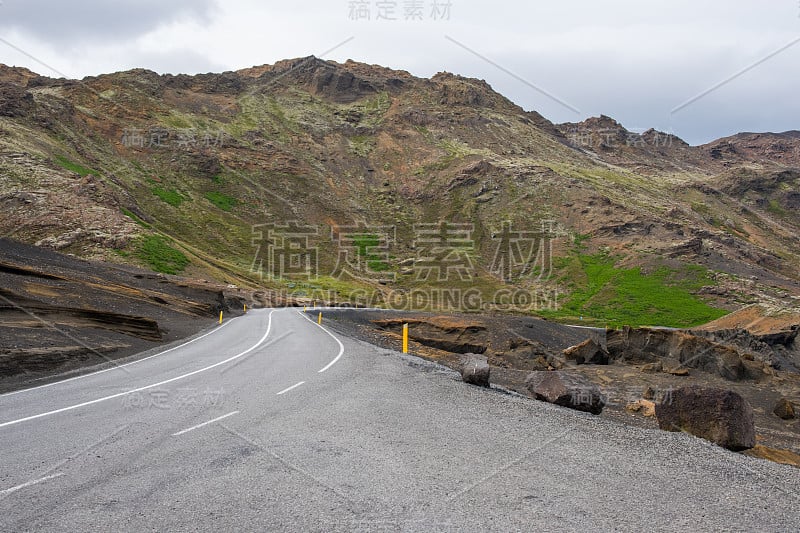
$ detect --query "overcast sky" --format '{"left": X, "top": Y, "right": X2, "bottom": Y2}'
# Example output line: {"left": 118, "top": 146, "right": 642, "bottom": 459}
{"left": 0, "top": 0, "right": 797, "bottom": 144}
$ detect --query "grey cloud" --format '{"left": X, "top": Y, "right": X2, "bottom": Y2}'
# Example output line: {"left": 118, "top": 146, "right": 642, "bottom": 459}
{"left": 435, "top": 36, "right": 799, "bottom": 145}
{"left": 0, "top": 0, "right": 217, "bottom": 45}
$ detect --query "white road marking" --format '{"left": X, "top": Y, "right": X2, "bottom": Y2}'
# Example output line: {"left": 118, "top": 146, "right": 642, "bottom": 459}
{"left": 297, "top": 310, "right": 344, "bottom": 372}
{"left": 0, "top": 310, "right": 275, "bottom": 430}
{"left": 172, "top": 411, "right": 240, "bottom": 436}
{"left": 276, "top": 381, "right": 305, "bottom": 395}
{"left": 0, "top": 320, "right": 235, "bottom": 398}
{"left": 0, "top": 473, "right": 65, "bottom": 497}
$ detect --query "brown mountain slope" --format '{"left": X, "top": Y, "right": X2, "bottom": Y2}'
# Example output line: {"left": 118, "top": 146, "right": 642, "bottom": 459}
{"left": 0, "top": 57, "right": 798, "bottom": 326}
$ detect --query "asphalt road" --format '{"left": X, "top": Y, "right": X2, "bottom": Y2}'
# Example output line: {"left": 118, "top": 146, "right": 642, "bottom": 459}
{"left": 1, "top": 308, "right": 798, "bottom": 532}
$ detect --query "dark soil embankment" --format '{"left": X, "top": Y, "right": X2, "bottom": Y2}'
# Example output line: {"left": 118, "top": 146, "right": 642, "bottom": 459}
{"left": 321, "top": 308, "right": 596, "bottom": 370}
{"left": 0, "top": 238, "right": 252, "bottom": 392}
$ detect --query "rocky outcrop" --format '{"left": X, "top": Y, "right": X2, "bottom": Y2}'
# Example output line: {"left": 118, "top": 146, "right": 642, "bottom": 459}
{"left": 563, "top": 338, "right": 609, "bottom": 365}
{"left": 0, "top": 83, "right": 34, "bottom": 117}
{"left": 606, "top": 327, "right": 752, "bottom": 381}
{"left": 525, "top": 371, "right": 605, "bottom": 415}
{"left": 695, "top": 326, "right": 799, "bottom": 372}
{"left": 655, "top": 386, "right": 755, "bottom": 451}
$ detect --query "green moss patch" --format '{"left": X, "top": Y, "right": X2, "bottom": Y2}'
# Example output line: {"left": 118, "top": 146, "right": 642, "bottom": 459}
{"left": 55, "top": 155, "right": 100, "bottom": 176}
{"left": 152, "top": 187, "right": 185, "bottom": 207}
{"left": 204, "top": 191, "right": 237, "bottom": 211}
{"left": 135, "top": 235, "right": 189, "bottom": 274}
{"left": 545, "top": 252, "right": 727, "bottom": 328}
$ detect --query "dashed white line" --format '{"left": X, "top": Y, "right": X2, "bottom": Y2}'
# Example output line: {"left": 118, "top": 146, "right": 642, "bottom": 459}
{"left": 172, "top": 411, "right": 240, "bottom": 436}
{"left": 0, "top": 473, "right": 65, "bottom": 497}
{"left": 276, "top": 381, "right": 305, "bottom": 395}
{"left": 0, "top": 320, "right": 235, "bottom": 398}
{"left": 297, "top": 310, "right": 345, "bottom": 372}
{"left": 0, "top": 310, "right": 275, "bottom": 430}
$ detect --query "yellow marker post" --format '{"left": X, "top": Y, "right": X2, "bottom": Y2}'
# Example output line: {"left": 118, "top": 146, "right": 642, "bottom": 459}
{"left": 304, "top": 305, "right": 307, "bottom": 312}
{"left": 244, "top": 304, "right": 247, "bottom": 313}
{"left": 402, "top": 323, "right": 409, "bottom": 354}
{"left": 219, "top": 311, "right": 223, "bottom": 324}
{"left": 317, "top": 312, "right": 322, "bottom": 325}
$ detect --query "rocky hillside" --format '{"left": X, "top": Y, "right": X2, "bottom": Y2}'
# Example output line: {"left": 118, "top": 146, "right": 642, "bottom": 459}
{"left": 1, "top": 57, "right": 798, "bottom": 327}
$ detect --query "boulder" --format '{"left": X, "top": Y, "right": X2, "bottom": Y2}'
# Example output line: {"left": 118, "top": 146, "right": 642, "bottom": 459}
{"left": 655, "top": 386, "right": 755, "bottom": 451}
{"left": 563, "top": 338, "right": 610, "bottom": 365}
{"left": 773, "top": 398, "right": 796, "bottom": 420}
{"left": 525, "top": 371, "right": 605, "bottom": 415}
{"left": 460, "top": 353, "right": 490, "bottom": 387}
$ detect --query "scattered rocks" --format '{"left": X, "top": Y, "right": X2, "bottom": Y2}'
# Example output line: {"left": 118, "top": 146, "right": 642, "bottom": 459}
{"left": 667, "top": 367, "right": 690, "bottom": 376}
{"left": 525, "top": 371, "right": 605, "bottom": 415}
{"left": 640, "top": 361, "right": 663, "bottom": 373}
{"left": 606, "top": 326, "right": 750, "bottom": 381}
{"left": 527, "top": 356, "right": 549, "bottom": 371}
{"left": 626, "top": 399, "right": 656, "bottom": 417}
{"left": 773, "top": 398, "right": 796, "bottom": 420}
{"left": 563, "top": 338, "right": 610, "bottom": 365}
{"left": 655, "top": 386, "right": 755, "bottom": 451}
{"left": 460, "top": 353, "right": 490, "bottom": 387}
{"left": 546, "top": 354, "right": 565, "bottom": 370}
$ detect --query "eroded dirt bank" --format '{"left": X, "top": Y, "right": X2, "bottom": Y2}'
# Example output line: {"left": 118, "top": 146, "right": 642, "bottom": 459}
{"left": 0, "top": 238, "right": 259, "bottom": 392}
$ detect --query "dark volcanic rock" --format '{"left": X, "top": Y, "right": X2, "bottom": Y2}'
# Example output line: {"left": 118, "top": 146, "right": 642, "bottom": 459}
{"left": 563, "top": 338, "right": 609, "bottom": 365}
{"left": 525, "top": 371, "right": 605, "bottom": 415}
{"left": 696, "top": 326, "right": 800, "bottom": 372}
{"left": 773, "top": 398, "right": 796, "bottom": 420}
{"left": 655, "top": 386, "right": 755, "bottom": 451}
{"left": 606, "top": 327, "right": 749, "bottom": 380}
{"left": 0, "top": 83, "right": 34, "bottom": 117}
{"left": 460, "top": 353, "right": 490, "bottom": 387}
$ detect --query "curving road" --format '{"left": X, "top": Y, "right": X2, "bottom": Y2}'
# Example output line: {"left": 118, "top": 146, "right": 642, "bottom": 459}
{"left": 1, "top": 308, "right": 798, "bottom": 531}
